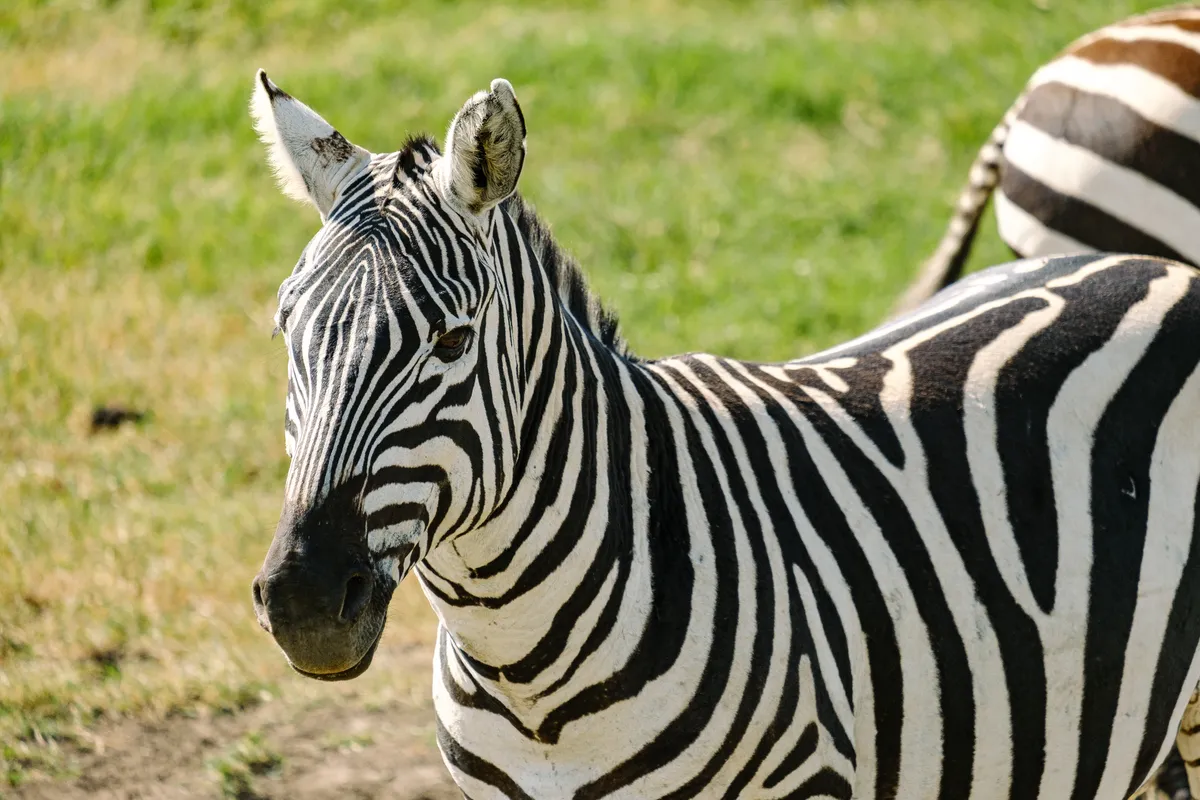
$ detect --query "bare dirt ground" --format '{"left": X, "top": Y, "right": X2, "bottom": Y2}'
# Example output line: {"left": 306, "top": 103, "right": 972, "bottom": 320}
{"left": 9, "top": 645, "right": 460, "bottom": 800}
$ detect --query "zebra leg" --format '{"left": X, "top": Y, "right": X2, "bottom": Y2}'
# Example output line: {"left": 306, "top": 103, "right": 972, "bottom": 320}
{"left": 1132, "top": 753, "right": 1185, "bottom": 800}
{"left": 1176, "top": 686, "right": 1200, "bottom": 799}
{"left": 1135, "top": 687, "right": 1200, "bottom": 800}
{"left": 1151, "top": 746, "right": 1192, "bottom": 800}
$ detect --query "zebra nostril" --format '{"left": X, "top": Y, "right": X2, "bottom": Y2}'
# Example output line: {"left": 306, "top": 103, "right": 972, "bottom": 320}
{"left": 339, "top": 572, "right": 373, "bottom": 624}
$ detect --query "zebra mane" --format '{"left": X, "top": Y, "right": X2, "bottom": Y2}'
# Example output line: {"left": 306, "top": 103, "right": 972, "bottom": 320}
{"left": 392, "top": 135, "right": 629, "bottom": 358}
{"left": 500, "top": 194, "right": 629, "bottom": 357}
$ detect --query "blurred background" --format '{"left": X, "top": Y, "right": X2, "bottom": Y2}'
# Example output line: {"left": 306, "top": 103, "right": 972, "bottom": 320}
{"left": 0, "top": 0, "right": 1172, "bottom": 796}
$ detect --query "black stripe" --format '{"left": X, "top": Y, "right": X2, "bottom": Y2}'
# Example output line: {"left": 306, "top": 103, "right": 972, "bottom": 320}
{"left": 995, "top": 280, "right": 1147, "bottom": 614}
{"left": 574, "top": 368, "right": 742, "bottom": 797}
{"left": 750, "top": 368, "right": 904, "bottom": 800}
{"left": 716, "top": 360, "right": 858, "bottom": 770}
{"left": 533, "top": 365, "right": 695, "bottom": 745}
{"left": 743, "top": 364, "right": 856, "bottom": 759}
{"left": 798, "top": 376, "right": 975, "bottom": 800}
{"left": 1020, "top": 80, "right": 1200, "bottom": 212}
{"left": 533, "top": 345, "right": 636, "bottom": 700}
{"left": 783, "top": 767, "right": 854, "bottom": 800}
{"left": 786, "top": 353, "right": 905, "bottom": 469}
{"left": 480, "top": 345, "right": 610, "bottom": 693}
{"left": 999, "top": 163, "right": 1188, "bottom": 264}
{"left": 498, "top": 214, "right": 531, "bottom": 387}
{"left": 435, "top": 679, "right": 535, "bottom": 799}
{"left": 762, "top": 724, "right": 819, "bottom": 789}
{"left": 470, "top": 296, "right": 514, "bottom": 529}
{"left": 908, "top": 296, "right": 1050, "bottom": 797}
{"left": 655, "top": 359, "right": 780, "bottom": 799}
{"left": 467, "top": 339, "right": 580, "bottom": 585}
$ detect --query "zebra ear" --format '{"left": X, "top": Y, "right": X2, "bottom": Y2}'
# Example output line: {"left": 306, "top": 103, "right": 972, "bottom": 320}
{"left": 437, "top": 78, "right": 526, "bottom": 217}
{"left": 250, "top": 69, "right": 371, "bottom": 219}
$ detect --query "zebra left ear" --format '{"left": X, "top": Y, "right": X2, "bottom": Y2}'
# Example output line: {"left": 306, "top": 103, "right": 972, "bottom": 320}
{"left": 437, "top": 79, "right": 526, "bottom": 217}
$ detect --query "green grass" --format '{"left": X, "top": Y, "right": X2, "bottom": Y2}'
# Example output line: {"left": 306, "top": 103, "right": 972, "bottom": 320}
{"left": 207, "top": 731, "right": 282, "bottom": 799}
{"left": 0, "top": 0, "right": 1171, "bottom": 786}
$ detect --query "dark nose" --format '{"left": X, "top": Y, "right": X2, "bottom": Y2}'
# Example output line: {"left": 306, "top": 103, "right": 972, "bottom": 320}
{"left": 253, "top": 488, "right": 382, "bottom": 674}
{"left": 252, "top": 560, "right": 375, "bottom": 633}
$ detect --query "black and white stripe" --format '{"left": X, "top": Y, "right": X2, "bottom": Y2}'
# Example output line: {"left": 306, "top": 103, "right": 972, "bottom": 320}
{"left": 898, "top": 6, "right": 1200, "bottom": 315}
{"left": 253, "top": 75, "right": 1200, "bottom": 799}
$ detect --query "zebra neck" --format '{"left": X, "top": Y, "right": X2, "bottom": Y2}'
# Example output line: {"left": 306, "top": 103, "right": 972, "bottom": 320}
{"left": 416, "top": 315, "right": 655, "bottom": 718}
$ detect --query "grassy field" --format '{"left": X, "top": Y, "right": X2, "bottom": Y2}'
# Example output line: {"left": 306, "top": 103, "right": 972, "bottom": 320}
{"left": 0, "top": 0, "right": 1172, "bottom": 791}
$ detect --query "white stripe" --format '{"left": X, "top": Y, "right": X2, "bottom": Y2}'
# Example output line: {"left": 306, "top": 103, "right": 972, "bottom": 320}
{"left": 874, "top": 318, "right": 1015, "bottom": 796}
{"left": 429, "top": 370, "right": 722, "bottom": 794}
{"left": 791, "top": 563, "right": 855, "bottom": 742}
{"left": 1003, "top": 120, "right": 1200, "bottom": 260}
{"left": 688, "top": 357, "right": 845, "bottom": 794}
{"left": 1029, "top": 56, "right": 1200, "bottom": 145}
{"left": 530, "top": 360, "right": 654, "bottom": 708}
{"left": 962, "top": 288, "right": 1065, "bottom": 621}
{"left": 1093, "top": 22, "right": 1200, "bottom": 54}
{"left": 794, "top": 382, "right": 943, "bottom": 799}
{"left": 719, "top": 358, "right": 869, "bottom": 795}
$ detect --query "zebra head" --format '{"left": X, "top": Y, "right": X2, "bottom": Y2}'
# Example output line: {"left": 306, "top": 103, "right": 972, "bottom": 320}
{"left": 249, "top": 71, "right": 527, "bottom": 680}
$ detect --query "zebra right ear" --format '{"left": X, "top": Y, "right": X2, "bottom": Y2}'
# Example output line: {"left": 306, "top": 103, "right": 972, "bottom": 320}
{"left": 250, "top": 69, "right": 371, "bottom": 220}
{"left": 436, "top": 79, "right": 527, "bottom": 217}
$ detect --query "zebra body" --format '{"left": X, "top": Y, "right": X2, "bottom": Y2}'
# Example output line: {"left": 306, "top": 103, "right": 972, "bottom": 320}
{"left": 249, "top": 74, "right": 1200, "bottom": 798}
{"left": 897, "top": 5, "right": 1200, "bottom": 314}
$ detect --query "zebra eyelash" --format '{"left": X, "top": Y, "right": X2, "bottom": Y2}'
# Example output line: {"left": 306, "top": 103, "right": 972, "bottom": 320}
{"left": 272, "top": 325, "right": 283, "bottom": 340}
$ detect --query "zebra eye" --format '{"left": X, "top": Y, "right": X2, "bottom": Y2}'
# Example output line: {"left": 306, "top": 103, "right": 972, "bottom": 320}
{"left": 433, "top": 327, "right": 473, "bottom": 362}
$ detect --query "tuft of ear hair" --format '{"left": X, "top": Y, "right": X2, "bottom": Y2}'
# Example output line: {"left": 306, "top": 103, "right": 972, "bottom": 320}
{"left": 438, "top": 79, "right": 527, "bottom": 217}
{"left": 250, "top": 69, "right": 371, "bottom": 219}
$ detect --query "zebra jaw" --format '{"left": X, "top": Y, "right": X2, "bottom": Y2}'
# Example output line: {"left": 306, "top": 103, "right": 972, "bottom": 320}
{"left": 286, "top": 549, "right": 415, "bottom": 682}
{"left": 287, "top": 627, "right": 384, "bottom": 682}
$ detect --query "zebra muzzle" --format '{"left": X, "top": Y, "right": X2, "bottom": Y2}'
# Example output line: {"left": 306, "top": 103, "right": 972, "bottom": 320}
{"left": 252, "top": 491, "right": 390, "bottom": 679}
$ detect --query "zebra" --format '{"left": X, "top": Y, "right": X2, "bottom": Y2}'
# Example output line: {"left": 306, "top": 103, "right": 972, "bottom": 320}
{"left": 896, "top": 5, "right": 1200, "bottom": 316}
{"left": 247, "top": 70, "right": 1200, "bottom": 799}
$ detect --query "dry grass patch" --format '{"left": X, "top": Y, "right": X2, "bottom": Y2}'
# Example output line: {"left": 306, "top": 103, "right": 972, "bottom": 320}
{"left": 0, "top": 267, "right": 439, "bottom": 785}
